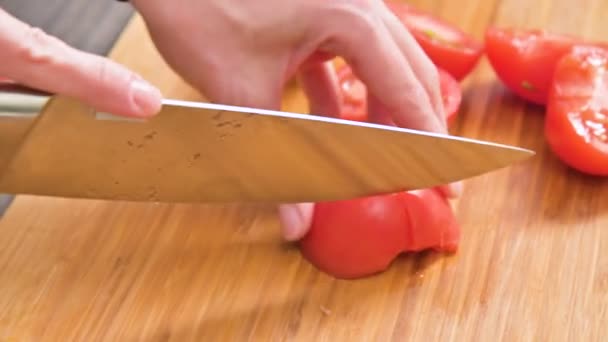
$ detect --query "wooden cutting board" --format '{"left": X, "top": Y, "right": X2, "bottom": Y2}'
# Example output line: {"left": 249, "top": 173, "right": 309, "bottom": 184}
{"left": 1, "top": 0, "right": 607, "bottom": 340}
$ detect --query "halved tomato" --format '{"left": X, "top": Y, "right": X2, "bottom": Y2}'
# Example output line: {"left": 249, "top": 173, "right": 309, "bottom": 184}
{"left": 335, "top": 64, "right": 462, "bottom": 125}
{"left": 545, "top": 46, "right": 608, "bottom": 176}
{"left": 485, "top": 27, "right": 581, "bottom": 105}
{"left": 387, "top": 2, "right": 484, "bottom": 81}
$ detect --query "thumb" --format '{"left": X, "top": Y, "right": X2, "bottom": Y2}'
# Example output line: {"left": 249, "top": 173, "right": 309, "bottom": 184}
{"left": 0, "top": 8, "right": 162, "bottom": 118}
{"left": 278, "top": 203, "right": 314, "bottom": 241}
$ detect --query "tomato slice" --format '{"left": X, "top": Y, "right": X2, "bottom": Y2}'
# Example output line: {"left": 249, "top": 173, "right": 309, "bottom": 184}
{"left": 299, "top": 188, "right": 459, "bottom": 279}
{"left": 545, "top": 46, "right": 608, "bottom": 176}
{"left": 387, "top": 2, "right": 484, "bottom": 81}
{"left": 336, "top": 64, "right": 462, "bottom": 125}
{"left": 484, "top": 27, "right": 585, "bottom": 105}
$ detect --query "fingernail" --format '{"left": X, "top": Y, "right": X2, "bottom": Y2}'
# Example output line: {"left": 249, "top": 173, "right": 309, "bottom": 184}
{"left": 447, "top": 181, "right": 463, "bottom": 198}
{"left": 278, "top": 205, "right": 306, "bottom": 241}
{"left": 131, "top": 79, "right": 162, "bottom": 116}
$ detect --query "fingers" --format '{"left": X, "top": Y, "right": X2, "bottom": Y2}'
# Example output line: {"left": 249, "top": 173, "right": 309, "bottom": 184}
{"left": 379, "top": 5, "right": 447, "bottom": 132}
{"left": 278, "top": 203, "right": 314, "bottom": 241}
{"left": 313, "top": 4, "right": 460, "bottom": 199}
{"left": 0, "top": 8, "right": 162, "bottom": 118}
{"left": 376, "top": 9, "right": 463, "bottom": 197}
{"left": 297, "top": 61, "right": 342, "bottom": 117}
{"left": 317, "top": 4, "right": 445, "bottom": 134}
{"left": 367, "top": 94, "right": 396, "bottom": 126}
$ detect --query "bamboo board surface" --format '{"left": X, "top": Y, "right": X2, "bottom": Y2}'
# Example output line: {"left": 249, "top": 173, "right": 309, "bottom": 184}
{"left": 1, "top": 0, "right": 607, "bottom": 340}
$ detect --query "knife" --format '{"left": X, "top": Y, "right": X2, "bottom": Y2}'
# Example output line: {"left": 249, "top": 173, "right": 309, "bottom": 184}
{"left": 0, "top": 84, "right": 534, "bottom": 204}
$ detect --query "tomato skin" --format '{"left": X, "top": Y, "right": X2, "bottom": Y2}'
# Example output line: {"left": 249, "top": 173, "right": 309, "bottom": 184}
{"left": 483, "top": 27, "right": 608, "bottom": 105}
{"left": 402, "top": 189, "right": 460, "bottom": 252}
{"left": 438, "top": 68, "right": 462, "bottom": 126}
{"left": 299, "top": 189, "right": 460, "bottom": 279}
{"left": 545, "top": 46, "right": 608, "bottom": 176}
{"left": 299, "top": 193, "right": 409, "bottom": 279}
{"left": 336, "top": 64, "right": 462, "bottom": 125}
{"left": 387, "top": 2, "right": 484, "bottom": 81}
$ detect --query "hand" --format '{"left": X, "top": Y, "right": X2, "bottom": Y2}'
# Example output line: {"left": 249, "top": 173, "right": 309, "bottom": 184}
{"left": 130, "top": 0, "right": 461, "bottom": 240}
{"left": 0, "top": 8, "right": 162, "bottom": 118}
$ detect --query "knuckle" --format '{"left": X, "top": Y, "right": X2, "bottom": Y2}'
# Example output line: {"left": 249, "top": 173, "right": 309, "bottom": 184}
{"left": 95, "top": 57, "right": 112, "bottom": 85}
{"left": 426, "top": 65, "right": 440, "bottom": 87}
{"left": 17, "top": 26, "right": 63, "bottom": 65}
{"left": 389, "top": 82, "right": 429, "bottom": 112}
{"left": 327, "top": 1, "right": 383, "bottom": 39}
{"left": 94, "top": 56, "right": 134, "bottom": 91}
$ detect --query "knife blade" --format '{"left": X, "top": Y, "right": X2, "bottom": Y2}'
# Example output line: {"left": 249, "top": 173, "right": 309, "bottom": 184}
{"left": 0, "top": 84, "right": 534, "bottom": 204}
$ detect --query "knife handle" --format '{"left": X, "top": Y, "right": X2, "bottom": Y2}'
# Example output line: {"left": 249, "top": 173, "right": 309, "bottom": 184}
{"left": 0, "top": 81, "right": 52, "bottom": 116}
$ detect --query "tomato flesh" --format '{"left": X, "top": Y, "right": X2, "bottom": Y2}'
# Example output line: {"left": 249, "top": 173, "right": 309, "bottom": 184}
{"left": 336, "top": 64, "right": 462, "bottom": 125}
{"left": 545, "top": 46, "right": 608, "bottom": 176}
{"left": 387, "top": 2, "right": 484, "bottom": 81}
{"left": 438, "top": 68, "right": 462, "bottom": 126}
{"left": 336, "top": 64, "right": 368, "bottom": 122}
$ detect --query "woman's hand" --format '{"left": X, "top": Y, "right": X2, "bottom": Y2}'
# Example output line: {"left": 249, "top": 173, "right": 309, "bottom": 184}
{"left": 133, "top": 0, "right": 459, "bottom": 241}
{"left": 0, "top": 1, "right": 459, "bottom": 242}
{"left": 0, "top": 8, "right": 162, "bottom": 118}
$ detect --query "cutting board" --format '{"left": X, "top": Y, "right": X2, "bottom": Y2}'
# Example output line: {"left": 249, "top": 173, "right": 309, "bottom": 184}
{"left": 1, "top": 0, "right": 607, "bottom": 340}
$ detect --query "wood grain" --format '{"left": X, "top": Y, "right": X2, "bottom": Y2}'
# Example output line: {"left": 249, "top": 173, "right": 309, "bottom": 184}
{"left": 1, "top": 0, "right": 607, "bottom": 340}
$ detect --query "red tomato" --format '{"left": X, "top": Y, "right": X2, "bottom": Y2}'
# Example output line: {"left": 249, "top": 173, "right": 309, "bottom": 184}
{"left": 484, "top": 27, "right": 584, "bottom": 105}
{"left": 300, "top": 193, "right": 409, "bottom": 279}
{"left": 299, "top": 189, "right": 460, "bottom": 279}
{"left": 401, "top": 189, "right": 460, "bottom": 252}
{"left": 438, "top": 68, "right": 462, "bottom": 126}
{"left": 545, "top": 46, "right": 608, "bottom": 176}
{"left": 387, "top": 2, "right": 484, "bottom": 81}
{"left": 336, "top": 64, "right": 368, "bottom": 122}
{"left": 336, "top": 64, "right": 462, "bottom": 125}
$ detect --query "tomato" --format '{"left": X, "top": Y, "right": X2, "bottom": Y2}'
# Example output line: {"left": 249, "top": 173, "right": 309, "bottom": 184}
{"left": 438, "top": 68, "right": 462, "bottom": 126}
{"left": 336, "top": 63, "right": 368, "bottom": 122}
{"left": 484, "top": 27, "right": 585, "bottom": 105}
{"left": 300, "top": 193, "right": 409, "bottom": 279}
{"left": 401, "top": 189, "right": 460, "bottom": 252}
{"left": 299, "top": 189, "right": 460, "bottom": 279}
{"left": 545, "top": 46, "right": 608, "bottom": 176}
{"left": 336, "top": 64, "right": 462, "bottom": 125}
{"left": 387, "top": 2, "right": 484, "bottom": 81}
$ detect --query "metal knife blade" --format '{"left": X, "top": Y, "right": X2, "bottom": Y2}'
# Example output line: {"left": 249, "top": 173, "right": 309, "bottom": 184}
{"left": 0, "top": 85, "right": 534, "bottom": 204}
